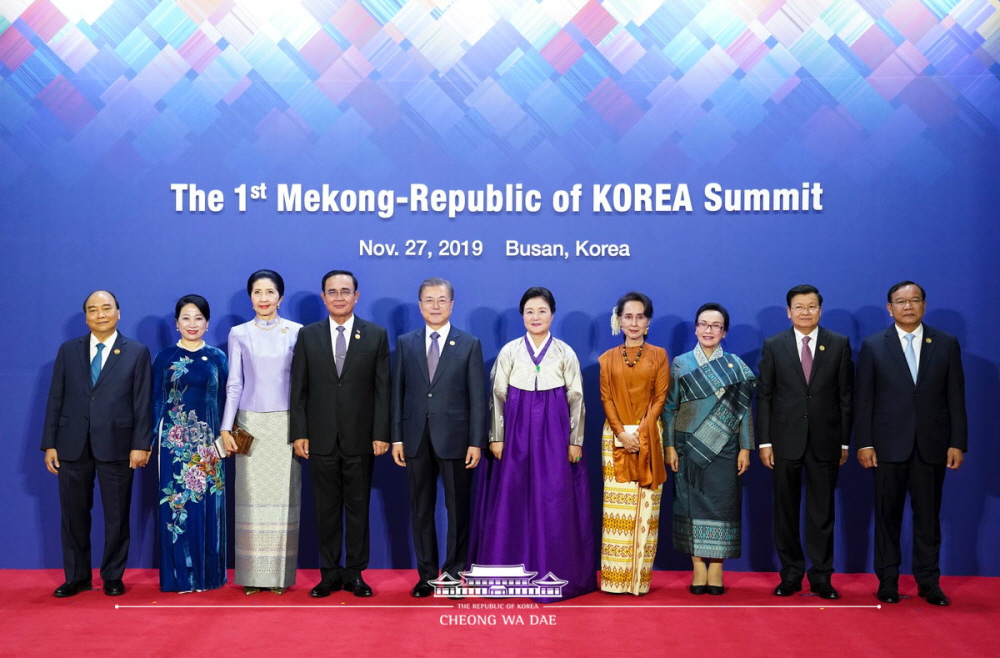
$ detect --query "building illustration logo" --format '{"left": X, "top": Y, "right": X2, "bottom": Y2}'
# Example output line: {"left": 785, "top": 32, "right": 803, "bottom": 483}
{"left": 428, "top": 564, "right": 567, "bottom": 598}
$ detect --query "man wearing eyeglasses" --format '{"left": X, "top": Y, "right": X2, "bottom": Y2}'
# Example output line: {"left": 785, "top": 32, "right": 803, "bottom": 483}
{"left": 757, "top": 284, "right": 853, "bottom": 600}
{"left": 855, "top": 281, "right": 967, "bottom": 606}
{"left": 390, "top": 278, "right": 486, "bottom": 598}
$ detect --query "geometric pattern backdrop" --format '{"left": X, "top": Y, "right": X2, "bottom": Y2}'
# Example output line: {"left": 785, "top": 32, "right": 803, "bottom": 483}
{"left": 2, "top": 0, "right": 999, "bottom": 187}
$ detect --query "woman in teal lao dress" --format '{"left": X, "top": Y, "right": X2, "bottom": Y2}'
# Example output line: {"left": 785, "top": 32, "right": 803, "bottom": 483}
{"left": 662, "top": 303, "right": 755, "bottom": 596}
{"left": 153, "top": 295, "right": 228, "bottom": 592}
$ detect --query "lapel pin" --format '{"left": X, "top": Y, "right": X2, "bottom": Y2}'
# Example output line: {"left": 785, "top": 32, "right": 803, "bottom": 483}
{"left": 281, "top": 328, "right": 288, "bottom": 333}
{"left": 113, "top": 349, "right": 120, "bottom": 354}
{"left": 728, "top": 363, "right": 734, "bottom": 368}
{"left": 355, "top": 332, "right": 361, "bottom": 340}
{"left": 449, "top": 340, "right": 455, "bottom": 346}
{"left": 819, "top": 345, "right": 826, "bottom": 351}
{"left": 202, "top": 356, "right": 208, "bottom": 361}
{"left": 925, "top": 337, "right": 932, "bottom": 343}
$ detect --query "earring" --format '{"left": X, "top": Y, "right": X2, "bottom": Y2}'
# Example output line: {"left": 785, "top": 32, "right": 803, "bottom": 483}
{"left": 644, "top": 327, "right": 648, "bottom": 335}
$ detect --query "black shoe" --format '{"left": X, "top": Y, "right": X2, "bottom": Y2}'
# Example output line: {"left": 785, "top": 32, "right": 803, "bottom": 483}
{"left": 412, "top": 581, "right": 434, "bottom": 598}
{"left": 689, "top": 584, "right": 707, "bottom": 595}
{"left": 773, "top": 581, "right": 802, "bottom": 597}
{"left": 343, "top": 576, "right": 373, "bottom": 598}
{"left": 876, "top": 582, "right": 899, "bottom": 604}
{"left": 706, "top": 585, "right": 725, "bottom": 596}
{"left": 918, "top": 586, "right": 950, "bottom": 606}
{"left": 811, "top": 583, "right": 840, "bottom": 600}
{"left": 103, "top": 580, "right": 125, "bottom": 596}
{"left": 54, "top": 580, "right": 92, "bottom": 598}
{"left": 310, "top": 577, "right": 343, "bottom": 598}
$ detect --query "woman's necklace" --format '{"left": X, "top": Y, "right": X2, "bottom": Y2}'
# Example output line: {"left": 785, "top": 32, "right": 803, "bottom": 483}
{"left": 254, "top": 317, "right": 281, "bottom": 331}
{"left": 622, "top": 340, "right": 644, "bottom": 367}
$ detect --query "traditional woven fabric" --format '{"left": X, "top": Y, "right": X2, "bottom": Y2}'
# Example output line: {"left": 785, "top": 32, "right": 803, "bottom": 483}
{"left": 234, "top": 410, "right": 301, "bottom": 588}
{"left": 599, "top": 423, "right": 661, "bottom": 594}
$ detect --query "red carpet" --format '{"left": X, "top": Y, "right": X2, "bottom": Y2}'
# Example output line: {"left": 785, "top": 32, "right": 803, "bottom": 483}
{"left": 2, "top": 569, "right": 997, "bottom": 658}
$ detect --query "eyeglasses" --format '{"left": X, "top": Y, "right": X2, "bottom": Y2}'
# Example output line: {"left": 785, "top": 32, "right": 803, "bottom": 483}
{"left": 324, "top": 288, "right": 355, "bottom": 299}
{"left": 420, "top": 297, "right": 451, "bottom": 307}
{"left": 696, "top": 321, "right": 725, "bottom": 333}
{"left": 791, "top": 305, "right": 820, "bottom": 313}
{"left": 890, "top": 297, "right": 924, "bottom": 307}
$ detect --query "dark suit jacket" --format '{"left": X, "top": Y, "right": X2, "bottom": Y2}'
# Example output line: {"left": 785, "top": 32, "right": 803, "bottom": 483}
{"left": 290, "top": 316, "right": 390, "bottom": 457}
{"left": 391, "top": 326, "right": 487, "bottom": 460}
{"left": 757, "top": 327, "right": 853, "bottom": 461}
{"left": 854, "top": 324, "right": 967, "bottom": 463}
{"left": 41, "top": 333, "right": 153, "bottom": 461}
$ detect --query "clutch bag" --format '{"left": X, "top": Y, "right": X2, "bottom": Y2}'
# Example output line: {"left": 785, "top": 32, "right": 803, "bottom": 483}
{"left": 614, "top": 424, "right": 640, "bottom": 448}
{"left": 230, "top": 422, "right": 255, "bottom": 455}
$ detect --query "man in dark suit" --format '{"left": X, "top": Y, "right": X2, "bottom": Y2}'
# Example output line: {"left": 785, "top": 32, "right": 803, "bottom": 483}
{"left": 758, "top": 284, "right": 853, "bottom": 600}
{"left": 391, "top": 278, "right": 486, "bottom": 597}
{"left": 41, "top": 290, "right": 152, "bottom": 597}
{"left": 291, "top": 270, "right": 390, "bottom": 598}
{"left": 855, "top": 281, "right": 967, "bottom": 606}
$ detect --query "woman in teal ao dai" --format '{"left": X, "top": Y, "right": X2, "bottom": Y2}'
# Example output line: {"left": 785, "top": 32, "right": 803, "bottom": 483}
{"left": 662, "top": 303, "right": 755, "bottom": 596}
{"left": 153, "top": 295, "right": 228, "bottom": 592}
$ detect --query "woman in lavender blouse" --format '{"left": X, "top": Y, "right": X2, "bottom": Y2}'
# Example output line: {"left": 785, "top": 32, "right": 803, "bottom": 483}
{"left": 220, "top": 270, "right": 302, "bottom": 595}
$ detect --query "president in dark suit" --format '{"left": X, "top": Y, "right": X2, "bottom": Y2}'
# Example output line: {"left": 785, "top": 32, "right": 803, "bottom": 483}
{"left": 391, "top": 278, "right": 486, "bottom": 597}
{"left": 291, "top": 270, "right": 390, "bottom": 598}
{"left": 41, "top": 290, "right": 152, "bottom": 597}
{"left": 757, "top": 285, "right": 853, "bottom": 600}
{"left": 855, "top": 281, "right": 967, "bottom": 606}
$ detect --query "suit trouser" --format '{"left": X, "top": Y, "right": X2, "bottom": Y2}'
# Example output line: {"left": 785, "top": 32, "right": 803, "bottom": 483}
{"left": 873, "top": 449, "right": 946, "bottom": 588}
{"left": 311, "top": 446, "right": 373, "bottom": 582}
{"left": 58, "top": 440, "right": 134, "bottom": 583}
{"left": 407, "top": 427, "right": 473, "bottom": 582}
{"left": 773, "top": 442, "right": 839, "bottom": 585}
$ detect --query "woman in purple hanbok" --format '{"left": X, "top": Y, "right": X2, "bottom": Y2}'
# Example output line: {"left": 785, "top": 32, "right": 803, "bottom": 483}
{"left": 470, "top": 287, "right": 596, "bottom": 602}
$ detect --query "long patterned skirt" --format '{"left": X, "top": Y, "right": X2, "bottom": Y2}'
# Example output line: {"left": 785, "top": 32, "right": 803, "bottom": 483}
{"left": 234, "top": 410, "right": 301, "bottom": 588}
{"left": 599, "top": 421, "right": 662, "bottom": 594}
{"left": 672, "top": 430, "right": 742, "bottom": 559}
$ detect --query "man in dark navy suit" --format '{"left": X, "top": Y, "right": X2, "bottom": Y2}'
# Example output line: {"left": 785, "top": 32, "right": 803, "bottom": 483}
{"left": 758, "top": 284, "right": 853, "bottom": 600}
{"left": 291, "top": 270, "right": 391, "bottom": 598}
{"left": 855, "top": 281, "right": 967, "bottom": 606}
{"left": 41, "top": 290, "right": 152, "bottom": 597}
{"left": 391, "top": 278, "right": 486, "bottom": 597}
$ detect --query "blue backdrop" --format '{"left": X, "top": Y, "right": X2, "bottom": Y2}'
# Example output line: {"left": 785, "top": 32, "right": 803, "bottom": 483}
{"left": 2, "top": 0, "right": 998, "bottom": 578}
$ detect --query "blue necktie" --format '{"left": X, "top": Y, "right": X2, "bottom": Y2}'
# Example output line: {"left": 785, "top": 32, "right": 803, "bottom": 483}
{"left": 903, "top": 333, "right": 918, "bottom": 383}
{"left": 91, "top": 343, "right": 105, "bottom": 385}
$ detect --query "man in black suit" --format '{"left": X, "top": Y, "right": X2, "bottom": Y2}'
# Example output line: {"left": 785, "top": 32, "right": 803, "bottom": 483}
{"left": 758, "top": 284, "right": 853, "bottom": 600}
{"left": 855, "top": 281, "right": 967, "bottom": 606}
{"left": 291, "top": 270, "right": 390, "bottom": 598}
{"left": 391, "top": 278, "right": 486, "bottom": 597}
{"left": 41, "top": 290, "right": 152, "bottom": 597}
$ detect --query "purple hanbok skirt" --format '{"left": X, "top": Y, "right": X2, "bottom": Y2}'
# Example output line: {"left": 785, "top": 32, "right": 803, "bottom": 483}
{"left": 469, "top": 386, "right": 596, "bottom": 602}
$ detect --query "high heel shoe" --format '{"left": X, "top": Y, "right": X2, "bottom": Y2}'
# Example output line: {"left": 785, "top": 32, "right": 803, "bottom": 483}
{"left": 706, "top": 585, "right": 724, "bottom": 595}
{"left": 271, "top": 587, "right": 287, "bottom": 595}
{"left": 243, "top": 586, "right": 260, "bottom": 595}
{"left": 689, "top": 584, "right": 707, "bottom": 595}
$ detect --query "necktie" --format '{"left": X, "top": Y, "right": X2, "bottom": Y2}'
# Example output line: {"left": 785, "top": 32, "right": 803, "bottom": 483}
{"left": 91, "top": 342, "right": 105, "bottom": 385}
{"left": 335, "top": 326, "right": 346, "bottom": 376}
{"left": 904, "top": 333, "right": 918, "bottom": 383}
{"left": 428, "top": 332, "right": 440, "bottom": 381}
{"left": 800, "top": 336, "right": 813, "bottom": 383}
